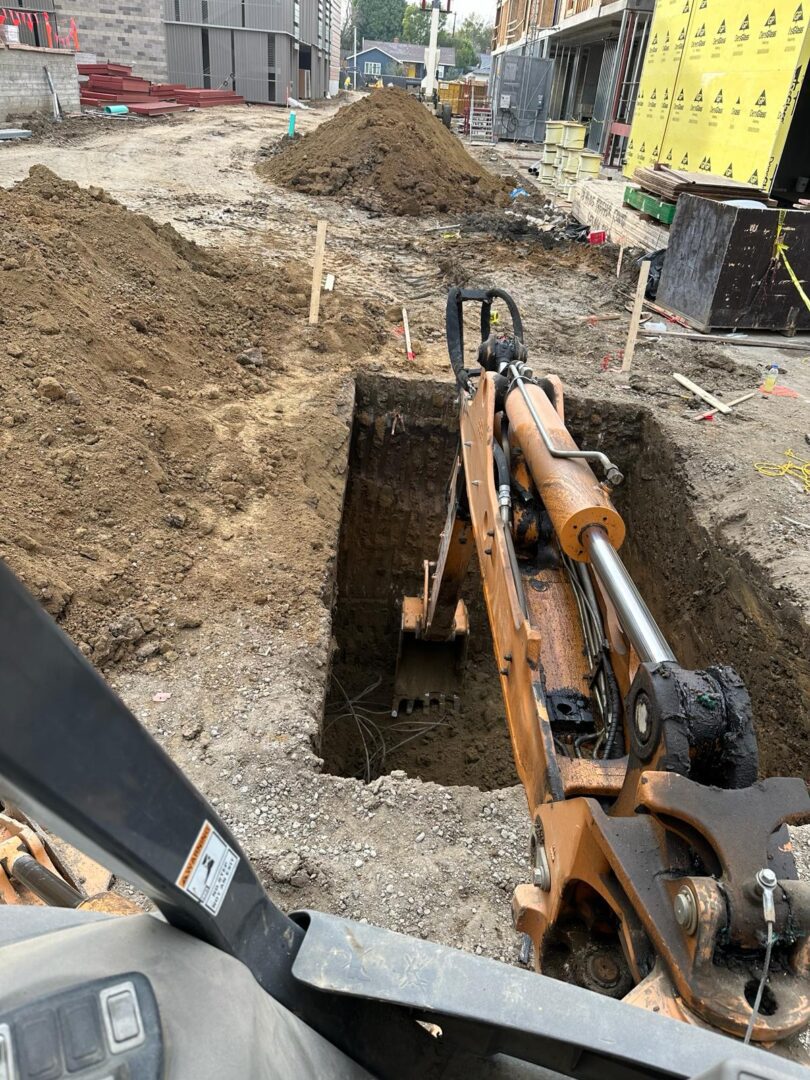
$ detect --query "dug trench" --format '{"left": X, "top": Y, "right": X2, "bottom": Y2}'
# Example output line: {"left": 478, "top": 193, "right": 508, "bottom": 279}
{"left": 321, "top": 373, "right": 810, "bottom": 788}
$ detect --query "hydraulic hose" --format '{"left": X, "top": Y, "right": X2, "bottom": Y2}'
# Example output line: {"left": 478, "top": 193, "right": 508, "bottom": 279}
{"left": 492, "top": 439, "right": 511, "bottom": 525}
{"left": 490, "top": 437, "right": 527, "bottom": 617}
{"left": 446, "top": 287, "right": 526, "bottom": 390}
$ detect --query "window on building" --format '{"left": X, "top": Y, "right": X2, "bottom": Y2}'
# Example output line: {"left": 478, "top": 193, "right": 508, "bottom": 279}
{"left": 364, "top": 61, "right": 381, "bottom": 75}
{"left": 201, "top": 27, "right": 211, "bottom": 89}
{"left": 268, "top": 34, "right": 276, "bottom": 101}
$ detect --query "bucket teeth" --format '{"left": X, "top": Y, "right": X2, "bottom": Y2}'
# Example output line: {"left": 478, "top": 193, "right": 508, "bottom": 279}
{"left": 393, "top": 596, "right": 470, "bottom": 716}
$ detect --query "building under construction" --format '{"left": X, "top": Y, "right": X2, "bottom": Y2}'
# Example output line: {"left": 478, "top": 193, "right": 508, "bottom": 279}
{"left": 490, "top": 0, "right": 654, "bottom": 160}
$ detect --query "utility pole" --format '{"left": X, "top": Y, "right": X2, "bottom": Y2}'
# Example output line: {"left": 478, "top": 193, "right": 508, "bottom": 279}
{"left": 423, "top": 0, "right": 447, "bottom": 100}
{"left": 353, "top": 24, "right": 357, "bottom": 89}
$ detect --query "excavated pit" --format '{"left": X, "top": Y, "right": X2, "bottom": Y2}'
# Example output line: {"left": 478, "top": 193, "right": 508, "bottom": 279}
{"left": 322, "top": 375, "right": 514, "bottom": 790}
{"left": 321, "top": 374, "right": 809, "bottom": 787}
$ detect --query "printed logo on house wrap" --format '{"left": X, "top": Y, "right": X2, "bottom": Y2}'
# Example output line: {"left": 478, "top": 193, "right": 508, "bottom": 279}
{"left": 177, "top": 821, "right": 239, "bottom": 916}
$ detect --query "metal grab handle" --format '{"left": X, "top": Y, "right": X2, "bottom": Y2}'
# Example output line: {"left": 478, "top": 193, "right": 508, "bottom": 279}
{"left": 508, "top": 364, "right": 624, "bottom": 486}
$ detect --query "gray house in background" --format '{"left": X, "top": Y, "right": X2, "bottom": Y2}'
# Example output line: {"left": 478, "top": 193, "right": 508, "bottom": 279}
{"left": 164, "top": 0, "right": 338, "bottom": 103}
{"left": 346, "top": 40, "right": 455, "bottom": 90}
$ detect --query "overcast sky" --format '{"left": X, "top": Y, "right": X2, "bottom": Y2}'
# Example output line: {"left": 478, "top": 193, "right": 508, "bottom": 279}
{"left": 345, "top": 0, "right": 496, "bottom": 34}
{"left": 451, "top": 0, "right": 497, "bottom": 24}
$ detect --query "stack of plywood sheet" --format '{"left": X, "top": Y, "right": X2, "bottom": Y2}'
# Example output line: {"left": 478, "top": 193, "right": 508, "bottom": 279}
{"left": 633, "top": 166, "right": 768, "bottom": 202}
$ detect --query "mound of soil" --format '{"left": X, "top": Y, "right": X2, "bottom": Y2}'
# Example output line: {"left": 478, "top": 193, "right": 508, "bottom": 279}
{"left": 260, "top": 88, "right": 509, "bottom": 216}
{"left": 0, "top": 166, "right": 384, "bottom": 667}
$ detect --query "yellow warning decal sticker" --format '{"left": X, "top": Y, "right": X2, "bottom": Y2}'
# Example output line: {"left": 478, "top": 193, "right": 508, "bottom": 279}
{"left": 177, "top": 820, "right": 239, "bottom": 916}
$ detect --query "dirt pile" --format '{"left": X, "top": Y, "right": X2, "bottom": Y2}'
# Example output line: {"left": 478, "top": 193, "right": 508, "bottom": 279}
{"left": 0, "top": 166, "right": 385, "bottom": 667}
{"left": 259, "top": 88, "right": 509, "bottom": 216}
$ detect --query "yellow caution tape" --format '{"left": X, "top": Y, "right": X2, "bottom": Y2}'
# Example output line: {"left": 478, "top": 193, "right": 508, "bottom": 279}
{"left": 778, "top": 249, "right": 810, "bottom": 313}
{"left": 754, "top": 449, "right": 810, "bottom": 494}
{"left": 773, "top": 210, "right": 810, "bottom": 315}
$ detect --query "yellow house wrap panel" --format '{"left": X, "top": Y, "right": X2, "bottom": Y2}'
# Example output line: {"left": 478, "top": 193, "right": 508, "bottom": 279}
{"left": 626, "top": 1, "right": 810, "bottom": 190}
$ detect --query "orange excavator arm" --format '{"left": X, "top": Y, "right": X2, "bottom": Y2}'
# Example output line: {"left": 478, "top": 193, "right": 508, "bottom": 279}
{"left": 394, "top": 286, "right": 810, "bottom": 1044}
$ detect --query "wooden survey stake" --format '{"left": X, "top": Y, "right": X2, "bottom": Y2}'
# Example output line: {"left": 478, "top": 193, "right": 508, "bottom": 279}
{"left": 402, "top": 306, "right": 415, "bottom": 361}
{"left": 621, "top": 261, "right": 651, "bottom": 373}
{"left": 309, "top": 220, "right": 328, "bottom": 325}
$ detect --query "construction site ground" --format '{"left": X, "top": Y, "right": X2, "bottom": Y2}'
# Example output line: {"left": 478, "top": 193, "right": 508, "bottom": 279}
{"left": 1, "top": 97, "right": 809, "bottom": 1056}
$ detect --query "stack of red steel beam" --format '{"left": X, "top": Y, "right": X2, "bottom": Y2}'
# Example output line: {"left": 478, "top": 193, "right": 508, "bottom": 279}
{"left": 127, "top": 102, "right": 190, "bottom": 116}
{"left": 79, "top": 63, "right": 245, "bottom": 114}
{"left": 174, "top": 88, "right": 246, "bottom": 107}
{"left": 79, "top": 64, "right": 155, "bottom": 107}
{"left": 150, "top": 84, "right": 186, "bottom": 97}
{"left": 78, "top": 63, "right": 131, "bottom": 77}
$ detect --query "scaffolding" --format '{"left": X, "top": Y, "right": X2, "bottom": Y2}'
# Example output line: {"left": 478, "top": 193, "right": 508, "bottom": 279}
{"left": 545, "top": 5, "right": 652, "bottom": 165}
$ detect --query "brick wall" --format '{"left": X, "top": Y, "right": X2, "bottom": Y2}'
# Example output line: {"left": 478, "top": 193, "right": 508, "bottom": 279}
{"left": 0, "top": 44, "right": 80, "bottom": 123}
{"left": 52, "top": 0, "right": 167, "bottom": 81}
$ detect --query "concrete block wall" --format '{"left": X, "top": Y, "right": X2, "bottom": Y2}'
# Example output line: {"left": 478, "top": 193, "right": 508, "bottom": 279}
{"left": 0, "top": 45, "right": 80, "bottom": 123}
{"left": 52, "top": 0, "right": 167, "bottom": 81}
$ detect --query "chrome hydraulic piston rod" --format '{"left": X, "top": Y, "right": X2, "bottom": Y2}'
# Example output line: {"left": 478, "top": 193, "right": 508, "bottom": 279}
{"left": 583, "top": 525, "right": 676, "bottom": 665}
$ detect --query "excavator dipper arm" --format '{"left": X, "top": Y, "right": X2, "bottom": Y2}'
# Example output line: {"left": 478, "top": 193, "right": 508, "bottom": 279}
{"left": 396, "top": 287, "right": 810, "bottom": 1044}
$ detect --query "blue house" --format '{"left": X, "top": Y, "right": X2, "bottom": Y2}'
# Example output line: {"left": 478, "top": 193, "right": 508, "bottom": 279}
{"left": 346, "top": 39, "right": 456, "bottom": 90}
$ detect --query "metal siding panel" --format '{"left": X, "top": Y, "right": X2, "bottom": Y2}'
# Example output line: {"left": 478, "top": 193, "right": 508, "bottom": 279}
{"left": 208, "top": 26, "right": 233, "bottom": 86}
{"left": 207, "top": 0, "right": 242, "bottom": 26}
{"left": 179, "top": 0, "right": 203, "bottom": 22}
{"left": 244, "top": 0, "right": 292, "bottom": 33}
{"left": 166, "top": 23, "right": 205, "bottom": 87}
{"left": 276, "top": 34, "right": 293, "bottom": 102}
{"left": 244, "top": 0, "right": 269, "bottom": 30}
{"left": 299, "top": 0, "right": 315, "bottom": 46}
{"left": 234, "top": 27, "right": 269, "bottom": 102}
{"left": 310, "top": 45, "right": 323, "bottom": 96}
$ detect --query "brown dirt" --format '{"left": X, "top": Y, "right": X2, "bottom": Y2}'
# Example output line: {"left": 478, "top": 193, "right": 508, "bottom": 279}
{"left": 1, "top": 111, "right": 808, "bottom": 1061}
{"left": 258, "top": 88, "right": 510, "bottom": 216}
{"left": 0, "top": 165, "right": 387, "bottom": 667}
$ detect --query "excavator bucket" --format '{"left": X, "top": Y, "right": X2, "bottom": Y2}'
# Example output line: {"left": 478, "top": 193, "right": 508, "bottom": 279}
{"left": 393, "top": 458, "right": 475, "bottom": 715}
{"left": 393, "top": 590, "right": 469, "bottom": 716}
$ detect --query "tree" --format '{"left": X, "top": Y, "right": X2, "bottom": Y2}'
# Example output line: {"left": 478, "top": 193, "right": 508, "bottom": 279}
{"left": 399, "top": 5, "right": 488, "bottom": 74}
{"left": 451, "top": 36, "right": 479, "bottom": 73}
{"left": 352, "top": 0, "right": 408, "bottom": 44}
{"left": 458, "top": 14, "right": 493, "bottom": 54}
{"left": 341, "top": 0, "right": 357, "bottom": 52}
{"left": 401, "top": 2, "right": 449, "bottom": 45}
